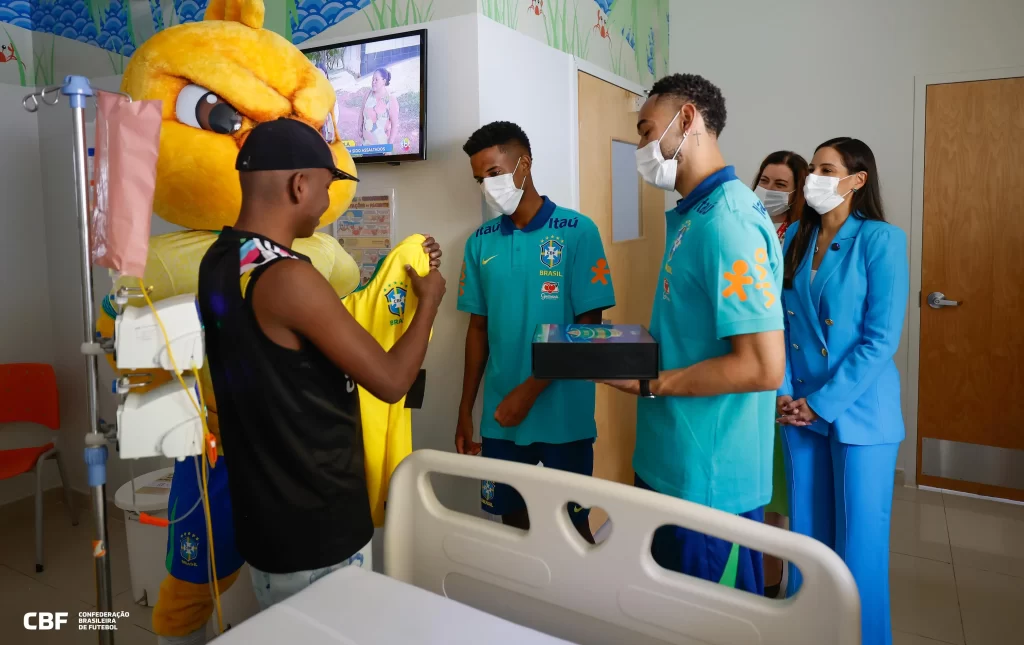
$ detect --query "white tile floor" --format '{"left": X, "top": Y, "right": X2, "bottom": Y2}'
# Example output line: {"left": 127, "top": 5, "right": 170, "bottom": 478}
{"left": 1, "top": 485, "right": 1023, "bottom": 644}
{"left": 0, "top": 490, "right": 155, "bottom": 644}
{"left": 889, "top": 486, "right": 1024, "bottom": 645}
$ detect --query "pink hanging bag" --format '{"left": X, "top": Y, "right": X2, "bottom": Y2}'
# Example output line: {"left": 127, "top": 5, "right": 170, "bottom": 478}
{"left": 90, "top": 91, "right": 162, "bottom": 279}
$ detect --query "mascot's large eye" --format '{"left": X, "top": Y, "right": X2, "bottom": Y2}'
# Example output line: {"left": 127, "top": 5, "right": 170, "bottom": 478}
{"left": 321, "top": 101, "right": 339, "bottom": 144}
{"left": 176, "top": 83, "right": 242, "bottom": 135}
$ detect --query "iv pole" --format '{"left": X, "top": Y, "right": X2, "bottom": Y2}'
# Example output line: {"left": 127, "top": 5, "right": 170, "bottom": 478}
{"left": 24, "top": 75, "right": 115, "bottom": 645}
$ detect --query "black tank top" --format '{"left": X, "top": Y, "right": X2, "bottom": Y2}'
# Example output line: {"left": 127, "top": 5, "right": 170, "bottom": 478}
{"left": 198, "top": 228, "right": 373, "bottom": 573}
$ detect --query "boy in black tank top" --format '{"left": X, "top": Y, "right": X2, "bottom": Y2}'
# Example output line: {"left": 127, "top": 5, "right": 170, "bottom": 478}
{"left": 198, "top": 119, "right": 445, "bottom": 609}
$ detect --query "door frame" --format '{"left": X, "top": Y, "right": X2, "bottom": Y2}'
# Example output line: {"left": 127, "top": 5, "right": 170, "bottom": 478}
{"left": 567, "top": 58, "right": 649, "bottom": 213}
{"left": 906, "top": 66, "right": 1024, "bottom": 486}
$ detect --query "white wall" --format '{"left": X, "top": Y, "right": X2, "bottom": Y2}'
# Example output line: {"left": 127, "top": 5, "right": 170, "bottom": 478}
{"left": 0, "top": 85, "right": 51, "bottom": 357}
{"left": 668, "top": 0, "right": 1024, "bottom": 476}
{"left": 0, "top": 82, "right": 61, "bottom": 505}
{"left": 477, "top": 16, "right": 579, "bottom": 212}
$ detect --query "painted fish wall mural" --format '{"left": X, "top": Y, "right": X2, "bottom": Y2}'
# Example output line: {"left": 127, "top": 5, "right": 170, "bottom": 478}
{"left": 1, "top": 0, "right": 667, "bottom": 91}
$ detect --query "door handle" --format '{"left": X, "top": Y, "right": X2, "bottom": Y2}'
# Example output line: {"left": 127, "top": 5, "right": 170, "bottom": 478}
{"left": 927, "top": 292, "right": 961, "bottom": 309}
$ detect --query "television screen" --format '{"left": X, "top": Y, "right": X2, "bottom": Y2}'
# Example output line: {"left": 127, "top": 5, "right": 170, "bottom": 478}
{"left": 304, "top": 29, "right": 427, "bottom": 163}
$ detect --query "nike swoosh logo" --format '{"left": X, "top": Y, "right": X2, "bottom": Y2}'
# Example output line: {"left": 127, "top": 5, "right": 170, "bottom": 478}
{"left": 573, "top": 505, "right": 583, "bottom": 513}
{"left": 482, "top": 256, "right": 498, "bottom": 265}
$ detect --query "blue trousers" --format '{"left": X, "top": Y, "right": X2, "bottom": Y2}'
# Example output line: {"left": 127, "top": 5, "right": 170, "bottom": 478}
{"left": 635, "top": 475, "right": 764, "bottom": 595}
{"left": 480, "top": 438, "right": 594, "bottom": 524}
{"left": 782, "top": 426, "right": 899, "bottom": 645}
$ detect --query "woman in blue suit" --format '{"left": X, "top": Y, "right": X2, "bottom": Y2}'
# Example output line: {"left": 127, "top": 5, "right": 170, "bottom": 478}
{"left": 777, "top": 137, "right": 909, "bottom": 645}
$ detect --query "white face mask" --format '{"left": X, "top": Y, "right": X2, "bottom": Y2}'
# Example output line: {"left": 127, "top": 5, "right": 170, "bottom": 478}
{"left": 804, "top": 173, "right": 854, "bottom": 215}
{"left": 754, "top": 185, "right": 793, "bottom": 217}
{"left": 636, "top": 111, "right": 686, "bottom": 191}
{"left": 481, "top": 157, "right": 525, "bottom": 216}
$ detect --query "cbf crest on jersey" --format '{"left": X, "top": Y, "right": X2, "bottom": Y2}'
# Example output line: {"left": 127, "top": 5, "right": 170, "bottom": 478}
{"left": 384, "top": 282, "right": 408, "bottom": 317}
{"left": 180, "top": 531, "right": 200, "bottom": 566}
{"left": 481, "top": 480, "right": 496, "bottom": 506}
{"left": 540, "top": 237, "right": 564, "bottom": 269}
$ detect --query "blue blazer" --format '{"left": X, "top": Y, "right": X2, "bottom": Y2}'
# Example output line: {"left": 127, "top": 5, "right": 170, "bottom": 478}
{"left": 779, "top": 215, "right": 909, "bottom": 445}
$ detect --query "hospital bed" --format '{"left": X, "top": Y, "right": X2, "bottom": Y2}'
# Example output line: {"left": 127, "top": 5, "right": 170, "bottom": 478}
{"left": 218, "top": 450, "right": 861, "bottom": 644}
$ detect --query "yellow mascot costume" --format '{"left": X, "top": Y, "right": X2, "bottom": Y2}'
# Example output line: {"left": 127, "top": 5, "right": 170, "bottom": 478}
{"left": 96, "top": 1, "right": 429, "bottom": 641}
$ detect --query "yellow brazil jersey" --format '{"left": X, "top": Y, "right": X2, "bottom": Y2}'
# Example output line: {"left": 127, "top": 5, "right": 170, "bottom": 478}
{"left": 97, "top": 229, "right": 361, "bottom": 450}
{"left": 342, "top": 234, "right": 431, "bottom": 527}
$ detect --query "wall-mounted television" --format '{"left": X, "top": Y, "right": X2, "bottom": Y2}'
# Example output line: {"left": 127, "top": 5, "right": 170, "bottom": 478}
{"left": 303, "top": 29, "right": 427, "bottom": 164}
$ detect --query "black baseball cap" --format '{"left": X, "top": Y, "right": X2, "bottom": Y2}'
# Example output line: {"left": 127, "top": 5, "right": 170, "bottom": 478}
{"left": 236, "top": 118, "right": 358, "bottom": 183}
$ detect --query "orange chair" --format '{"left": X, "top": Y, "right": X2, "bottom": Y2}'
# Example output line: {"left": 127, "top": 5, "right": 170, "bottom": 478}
{"left": 0, "top": 363, "right": 78, "bottom": 572}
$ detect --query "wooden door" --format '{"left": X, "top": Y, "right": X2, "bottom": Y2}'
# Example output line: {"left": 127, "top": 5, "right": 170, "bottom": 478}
{"left": 578, "top": 71, "right": 666, "bottom": 497}
{"left": 918, "top": 76, "right": 1024, "bottom": 501}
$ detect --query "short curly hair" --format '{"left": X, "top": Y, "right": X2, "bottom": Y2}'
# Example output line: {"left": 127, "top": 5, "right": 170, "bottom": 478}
{"left": 463, "top": 121, "right": 533, "bottom": 158}
{"left": 648, "top": 74, "right": 727, "bottom": 137}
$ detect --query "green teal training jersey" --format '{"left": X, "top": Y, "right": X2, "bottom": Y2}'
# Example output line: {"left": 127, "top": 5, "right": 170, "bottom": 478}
{"left": 458, "top": 198, "right": 616, "bottom": 446}
{"left": 634, "top": 167, "right": 784, "bottom": 514}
